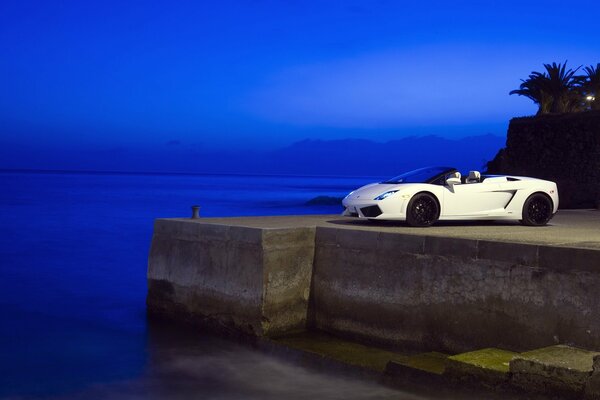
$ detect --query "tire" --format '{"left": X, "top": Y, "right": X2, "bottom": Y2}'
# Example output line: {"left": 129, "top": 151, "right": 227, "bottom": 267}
{"left": 521, "top": 193, "right": 553, "bottom": 226}
{"left": 406, "top": 193, "right": 439, "bottom": 227}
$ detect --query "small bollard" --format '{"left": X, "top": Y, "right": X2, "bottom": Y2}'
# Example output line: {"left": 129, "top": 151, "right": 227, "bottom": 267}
{"left": 191, "top": 205, "right": 201, "bottom": 219}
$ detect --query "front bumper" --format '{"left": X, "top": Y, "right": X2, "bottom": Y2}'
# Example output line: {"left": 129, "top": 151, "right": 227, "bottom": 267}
{"left": 342, "top": 204, "right": 383, "bottom": 218}
{"left": 342, "top": 199, "right": 407, "bottom": 220}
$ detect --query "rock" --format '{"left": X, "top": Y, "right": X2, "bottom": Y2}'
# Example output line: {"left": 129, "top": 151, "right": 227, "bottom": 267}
{"left": 305, "top": 196, "right": 343, "bottom": 206}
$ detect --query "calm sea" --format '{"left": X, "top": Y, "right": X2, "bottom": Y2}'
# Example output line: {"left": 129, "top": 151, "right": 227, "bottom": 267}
{"left": 0, "top": 170, "right": 507, "bottom": 400}
{"left": 0, "top": 170, "right": 412, "bottom": 399}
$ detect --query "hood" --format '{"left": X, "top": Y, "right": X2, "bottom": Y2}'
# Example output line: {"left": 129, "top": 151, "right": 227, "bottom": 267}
{"left": 345, "top": 183, "right": 407, "bottom": 201}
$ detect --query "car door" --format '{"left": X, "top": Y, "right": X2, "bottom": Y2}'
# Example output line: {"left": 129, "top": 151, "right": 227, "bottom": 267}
{"left": 442, "top": 180, "right": 513, "bottom": 216}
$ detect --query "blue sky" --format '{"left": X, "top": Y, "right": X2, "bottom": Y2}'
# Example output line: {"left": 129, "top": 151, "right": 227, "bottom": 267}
{"left": 0, "top": 0, "right": 598, "bottom": 167}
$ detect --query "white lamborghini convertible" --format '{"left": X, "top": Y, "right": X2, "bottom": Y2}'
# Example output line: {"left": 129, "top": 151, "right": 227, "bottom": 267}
{"left": 342, "top": 166, "right": 559, "bottom": 227}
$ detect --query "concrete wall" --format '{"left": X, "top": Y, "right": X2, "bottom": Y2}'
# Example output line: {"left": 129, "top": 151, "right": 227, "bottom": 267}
{"left": 147, "top": 219, "right": 315, "bottom": 336}
{"left": 147, "top": 217, "right": 600, "bottom": 353}
{"left": 312, "top": 227, "right": 600, "bottom": 353}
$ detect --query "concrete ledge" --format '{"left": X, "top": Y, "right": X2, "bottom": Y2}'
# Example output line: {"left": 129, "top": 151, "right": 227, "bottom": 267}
{"left": 147, "top": 212, "right": 600, "bottom": 352}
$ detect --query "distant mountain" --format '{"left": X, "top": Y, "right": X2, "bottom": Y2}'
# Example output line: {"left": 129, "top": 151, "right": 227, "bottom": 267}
{"left": 261, "top": 134, "right": 505, "bottom": 176}
{"left": 0, "top": 134, "right": 506, "bottom": 176}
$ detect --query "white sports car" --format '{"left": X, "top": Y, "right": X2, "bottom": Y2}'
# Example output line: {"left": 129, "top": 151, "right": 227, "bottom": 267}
{"left": 342, "top": 166, "right": 559, "bottom": 227}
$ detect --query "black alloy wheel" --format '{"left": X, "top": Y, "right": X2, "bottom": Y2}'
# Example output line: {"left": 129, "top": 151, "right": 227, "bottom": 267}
{"left": 521, "top": 193, "right": 553, "bottom": 226}
{"left": 406, "top": 193, "right": 439, "bottom": 227}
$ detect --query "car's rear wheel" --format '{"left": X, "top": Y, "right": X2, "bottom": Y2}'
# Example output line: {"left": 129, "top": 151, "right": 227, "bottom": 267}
{"left": 521, "top": 193, "right": 553, "bottom": 226}
{"left": 406, "top": 193, "right": 439, "bottom": 227}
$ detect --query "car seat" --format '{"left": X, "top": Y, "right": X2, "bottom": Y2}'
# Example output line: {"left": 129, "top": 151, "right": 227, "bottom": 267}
{"left": 466, "top": 170, "right": 481, "bottom": 183}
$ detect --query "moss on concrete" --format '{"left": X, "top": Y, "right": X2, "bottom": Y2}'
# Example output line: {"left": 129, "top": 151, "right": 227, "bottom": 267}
{"left": 446, "top": 348, "right": 517, "bottom": 385}
{"left": 448, "top": 348, "right": 515, "bottom": 373}
{"left": 386, "top": 352, "right": 449, "bottom": 376}
{"left": 405, "top": 352, "right": 449, "bottom": 374}
{"left": 275, "top": 332, "right": 410, "bottom": 372}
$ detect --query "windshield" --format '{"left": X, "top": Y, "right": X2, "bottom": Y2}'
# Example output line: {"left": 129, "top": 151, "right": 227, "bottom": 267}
{"left": 382, "top": 166, "right": 456, "bottom": 184}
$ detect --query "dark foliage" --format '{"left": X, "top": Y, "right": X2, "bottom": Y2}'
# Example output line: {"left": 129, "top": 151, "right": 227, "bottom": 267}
{"left": 579, "top": 64, "right": 600, "bottom": 111}
{"left": 510, "top": 61, "right": 599, "bottom": 114}
{"left": 486, "top": 111, "right": 600, "bottom": 208}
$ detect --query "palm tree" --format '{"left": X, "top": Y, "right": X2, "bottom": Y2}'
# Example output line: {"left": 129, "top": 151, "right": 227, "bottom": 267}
{"left": 543, "top": 62, "right": 581, "bottom": 113}
{"left": 510, "top": 62, "right": 581, "bottom": 114}
{"left": 580, "top": 63, "right": 600, "bottom": 110}
{"left": 510, "top": 71, "right": 552, "bottom": 115}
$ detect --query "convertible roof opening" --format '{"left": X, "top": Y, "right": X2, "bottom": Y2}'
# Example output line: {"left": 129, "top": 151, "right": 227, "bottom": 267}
{"left": 382, "top": 166, "right": 456, "bottom": 184}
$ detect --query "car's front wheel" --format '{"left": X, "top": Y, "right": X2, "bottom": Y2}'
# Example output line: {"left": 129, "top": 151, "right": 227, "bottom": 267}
{"left": 521, "top": 193, "right": 553, "bottom": 226}
{"left": 406, "top": 193, "right": 439, "bottom": 227}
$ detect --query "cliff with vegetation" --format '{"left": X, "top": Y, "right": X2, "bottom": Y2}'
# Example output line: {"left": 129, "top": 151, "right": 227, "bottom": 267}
{"left": 487, "top": 111, "right": 600, "bottom": 209}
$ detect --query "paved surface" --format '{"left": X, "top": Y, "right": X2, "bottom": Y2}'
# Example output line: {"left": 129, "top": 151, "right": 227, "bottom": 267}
{"left": 169, "top": 210, "right": 600, "bottom": 249}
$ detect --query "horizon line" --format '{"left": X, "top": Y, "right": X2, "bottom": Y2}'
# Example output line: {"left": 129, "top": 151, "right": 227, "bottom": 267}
{"left": 0, "top": 167, "right": 386, "bottom": 180}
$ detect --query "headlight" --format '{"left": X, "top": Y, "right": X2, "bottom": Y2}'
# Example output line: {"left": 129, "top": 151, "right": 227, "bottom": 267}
{"left": 374, "top": 190, "right": 398, "bottom": 200}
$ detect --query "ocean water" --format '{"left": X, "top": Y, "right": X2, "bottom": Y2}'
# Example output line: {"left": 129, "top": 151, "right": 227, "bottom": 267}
{"left": 0, "top": 170, "right": 406, "bottom": 399}
{"left": 0, "top": 171, "right": 509, "bottom": 400}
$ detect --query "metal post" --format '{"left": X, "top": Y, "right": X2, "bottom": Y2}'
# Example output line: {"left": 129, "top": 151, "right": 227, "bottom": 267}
{"left": 191, "top": 205, "right": 200, "bottom": 219}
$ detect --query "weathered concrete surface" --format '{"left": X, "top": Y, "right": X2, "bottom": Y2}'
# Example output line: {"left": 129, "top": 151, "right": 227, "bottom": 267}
{"left": 311, "top": 211, "right": 600, "bottom": 352}
{"left": 275, "top": 331, "right": 409, "bottom": 372}
{"left": 148, "top": 210, "right": 600, "bottom": 351}
{"left": 386, "top": 351, "right": 449, "bottom": 376}
{"left": 189, "top": 209, "right": 600, "bottom": 249}
{"left": 510, "top": 345, "right": 600, "bottom": 396}
{"left": 147, "top": 219, "right": 316, "bottom": 336}
{"left": 445, "top": 348, "right": 516, "bottom": 385}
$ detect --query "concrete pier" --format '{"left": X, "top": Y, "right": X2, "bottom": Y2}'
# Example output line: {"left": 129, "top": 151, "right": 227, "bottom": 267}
{"left": 147, "top": 210, "right": 600, "bottom": 397}
{"left": 148, "top": 210, "right": 600, "bottom": 349}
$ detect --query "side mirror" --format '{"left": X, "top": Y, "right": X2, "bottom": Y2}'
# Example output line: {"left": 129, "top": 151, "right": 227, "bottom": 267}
{"left": 446, "top": 177, "right": 461, "bottom": 187}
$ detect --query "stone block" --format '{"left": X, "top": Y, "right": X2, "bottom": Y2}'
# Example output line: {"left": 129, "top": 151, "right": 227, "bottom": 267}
{"left": 147, "top": 219, "right": 316, "bottom": 337}
{"left": 510, "top": 345, "right": 599, "bottom": 396}
{"left": 445, "top": 348, "right": 517, "bottom": 385}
